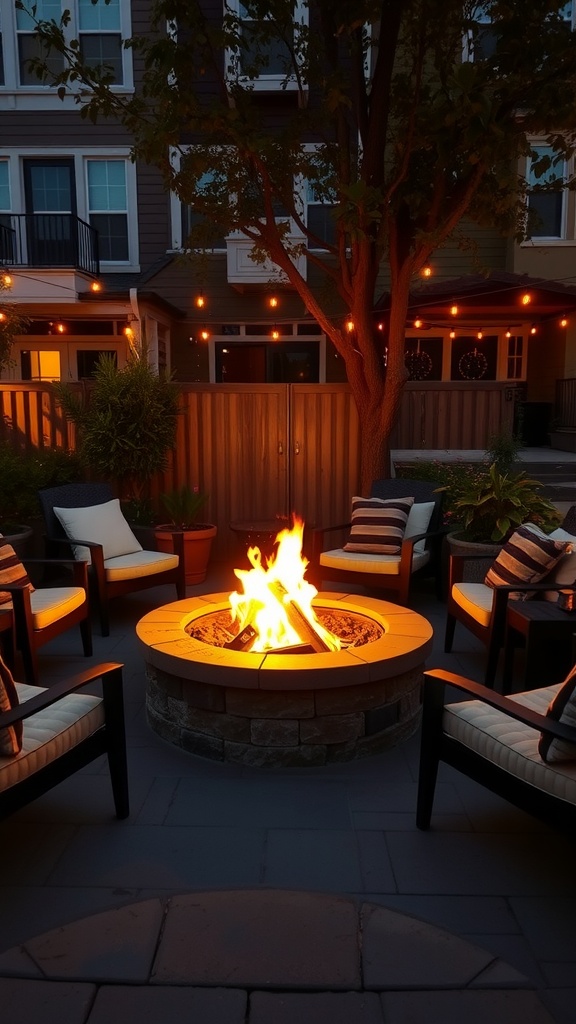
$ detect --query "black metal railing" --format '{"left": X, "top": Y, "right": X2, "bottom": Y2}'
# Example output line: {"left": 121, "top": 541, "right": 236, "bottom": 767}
{"left": 0, "top": 213, "right": 99, "bottom": 275}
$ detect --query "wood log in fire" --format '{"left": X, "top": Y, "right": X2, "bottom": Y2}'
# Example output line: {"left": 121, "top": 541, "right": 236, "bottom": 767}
{"left": 266, "top": 580, "right": 332, "bottom": 653}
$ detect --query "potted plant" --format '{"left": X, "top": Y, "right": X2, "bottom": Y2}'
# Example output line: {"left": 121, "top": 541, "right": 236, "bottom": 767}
{"left": 52, "top": 353, "right": 181, "bottom": 529}
{"left": 447, "top": 462, "right": 562, "bottom": 555}
{"left": 154, "top": 485, "right": 217, "bottom": 584}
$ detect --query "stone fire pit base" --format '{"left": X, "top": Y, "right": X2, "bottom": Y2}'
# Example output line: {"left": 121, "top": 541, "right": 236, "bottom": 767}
{"left": 138, "top": 593, "right": 433, "bottom": 767}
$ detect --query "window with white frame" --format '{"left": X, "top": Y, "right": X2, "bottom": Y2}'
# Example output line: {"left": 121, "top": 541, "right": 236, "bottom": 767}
{"left": 0, "top": 0, "right": 132, "bottom": 96}
{"left": 527, "top": 145, "right": 567, "bottom": 239}
{"left": 86, "top": 159, "right": 129, "bottom": 261}
{"left": 225, "top": 0, "right": 307, "bottom": 92}
{"left": 78, "top": 0, "right": 123, "bottom": 83}
{"left": 16, "top": 0, "right": 64, "bottom": 85}
{"left": 181, "top": 171, "right": 227, "bottom": 250}
{"left": 305, "top": 176, "right": 337, "bottom": 249}
{"left": 0, "top": 159, "right": 12, "bottom": 263}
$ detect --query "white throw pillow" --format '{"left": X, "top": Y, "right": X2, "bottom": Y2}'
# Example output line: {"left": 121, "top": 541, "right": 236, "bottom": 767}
{"left": 53, "top": 499, "right": 143, "bottom": 564}
{"left": 404, "top": 501, "right": 435, "bottom": 554}
{"left": 542, "top": 527, "right": 576, "bottom": 602}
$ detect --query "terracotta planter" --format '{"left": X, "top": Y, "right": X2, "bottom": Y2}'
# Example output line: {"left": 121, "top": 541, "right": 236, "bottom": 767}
{"left": 154, "top": 524, "right": 217, "bottom": 585}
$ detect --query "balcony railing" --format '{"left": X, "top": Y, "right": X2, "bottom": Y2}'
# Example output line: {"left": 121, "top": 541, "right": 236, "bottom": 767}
{"left": 0, "top": 213, "right": 99, "bottom": 276}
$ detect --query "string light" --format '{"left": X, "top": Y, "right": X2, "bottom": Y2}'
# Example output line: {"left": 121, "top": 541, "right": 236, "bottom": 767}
{"left": 90, "top": 280, "right": 102, "bottom": 292}
{"left": 422, "top": 265, "right": 432, "bottom": 277}
{"left": 0, "top": 312, "right": 5, "bottom": 322}
{"left": 345, "top": 318, "right": 354, "bottom": 332}
{"left": 271, "top": 327, "right": 280, "bottom": 340}
{"left": 414, "top": 318, "right": 423, "bottom": 328}
{"left": 477, "top": 330, "right": 483, "bottom": 339}
{"left": 1, "top": 273, "right": 12, "bottom": 287}
{"left": 505, "top": 328, "right": 512, "bottom": 338}
{"left": 200, "top": 328, "right": 210, "bottom": 341}
{"left": 561, "top": 316, "right": 569, "bottom": 327}
{"left": 377, "top": 322, "right": 384, "bottom": 331}
{"left": 450, "top": 304, "right": 459, "bottom": 316}
{"left": 530, "top": 324, "right": 537, "bottom": 334}
{"left": 123, "top": 324, "right": 134, "bottom": 338}
{"left": 521, "top": 293, "right": 532, "bottom": 305}
{"left": 449, "top": 329, "right": 456, "bottom": 339}
{"left": 268, "top": 295, "right": 279, "bottom": 309}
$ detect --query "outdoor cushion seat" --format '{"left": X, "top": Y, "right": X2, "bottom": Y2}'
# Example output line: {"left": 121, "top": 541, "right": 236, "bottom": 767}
{"left": 450, "top": 581, "right": 494, "bottom": 628}
{"left": 38, "top": 483, "right": 186, "bottom": 637}
{"left": 2, "top": 587, "right": 87, "bottom": 631}
{"left": 0, "top": 658, "right": 129, "bottom": 821}
{"left": 318, "top": 548, "right": 430, "bottom": 575}
{"left": 417, "top": 667, "right": 576, "bottom": 835}
{"left": 103, "top": 550, "right": 179, "bottom": 582}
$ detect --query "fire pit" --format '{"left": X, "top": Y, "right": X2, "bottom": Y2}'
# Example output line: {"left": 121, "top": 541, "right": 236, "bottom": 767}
{"left": 137, "top": 519, "right": 433, "bottom": 766}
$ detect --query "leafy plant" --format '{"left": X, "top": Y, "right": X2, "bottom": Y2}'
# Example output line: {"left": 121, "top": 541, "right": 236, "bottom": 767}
{"left": 485, "top": 430, "right": 524, "bottom": 476}
{"left": 0, "top": 441, "right": 82, "bottom": 528}
{"left": 452, "top": 463, "right": 561, "bottom": 543}
{"left": 53, "top": 353, "right": 181, "bottom": 500}
{"left": 159, "top": 485, "right": 209, "bottom": 531}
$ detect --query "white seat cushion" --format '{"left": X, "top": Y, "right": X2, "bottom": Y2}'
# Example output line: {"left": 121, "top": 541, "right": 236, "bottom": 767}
{"left": 104, "top": 549, "right": 179, "bottom": 582}
{"left": 404, "top": 501, "right": 436, "bottom": 554}
{"left": 0, "top": 682, "right": 104, "bottom": 792}
{"left": 451, "top": 582, "right": 494, "bottom": 627}
{"left": 319, "top": 548, "right": 430, "bottom": 576}
{"left": 443, "top": 684, "right": 576, "bottom": 805}
{"left": 1, "top": 587, "right": 86, "bottom": 630}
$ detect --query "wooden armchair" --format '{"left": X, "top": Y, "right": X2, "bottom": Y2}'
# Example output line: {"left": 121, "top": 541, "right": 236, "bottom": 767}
{"left": 0, "top": 550, "right": 92, "bottom": 686}
{"left": 38, "top": 482, "right": 186, "bottom": 637}
{"left": 0, "top": 658, "right": 129, "bottom": 821}
{"left": 310, "top": 478, "right": 445, "bottom": 605}
{"left": 417, "top": 667, "right": 576, "bottom": 836}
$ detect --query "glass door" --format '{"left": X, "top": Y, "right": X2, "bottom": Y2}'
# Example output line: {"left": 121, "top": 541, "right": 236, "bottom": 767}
{"left": 23, "top": 159, "right": 77, "bottom": 266}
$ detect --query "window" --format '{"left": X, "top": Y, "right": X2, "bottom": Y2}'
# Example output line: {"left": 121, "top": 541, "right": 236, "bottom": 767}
{"left": 78, "top": 0, "right": 123, "bottom": 84}
{"left": 305, "top": 177, "right": 336, "bottom": 249}
{"left": 225, "top": 0, "right": 307, "bottom": 93}
{"left": 527, "top": 145, "right": 566, "bottom": 239}
{"left": 16, "top": 0, "right": 64, "bottom": 85}
{"left": 86, "top": 160, "right": 128, "bottom": 261}
{"left": 182, "top": 172, "right": 227, "bottom": 250}
{"left": 20, "top": 350, "right": 61, "bottom": 381}
{"left": 1, "top": 0, "right": 132, "bottom": 99}
{"left": 469, "top": 2, "right": 498, "bottom": 61}
{"left": 77, "top": 349, "right": 116, "bottom": 378}
{"left": 507, "top": 336, "right": 523, "bottom": 380}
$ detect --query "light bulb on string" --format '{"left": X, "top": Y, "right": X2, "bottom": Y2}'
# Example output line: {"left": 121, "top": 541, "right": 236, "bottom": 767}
{"left": 195, "top": 292, "right": 206, "bottom": 309}
{"left": 345, "top": 318, "right": 354, "bottom": 332}
{"left": 450, "top": 304, "right": 458, "bottom": 316}
{"left": 268, "top": 295, "right": 279, "bottom": 309}
{"left": 1, "top": 273, "right": 12, "bottom": 287}
{"left": 414, "top": 318, "right": 423, "bottom": 329}
{"left": 521, "top": 293, "right": 532, "bottom": 306}
{"left": 505, "top": 328, "right": 512, "bottom": 338}
{"left": 422, "top": 265, "right": 432, "bottom": 277}
{"left": 200, "top": 327, "right": 210, "bottom": 341}
{"left": 561, "top": 316, "right": 569, "bottom": 328}
{"left": 530, "top": 324, "right": 537, "bottom": 335}
{"left": 449, "top": 329, "right": 456, "bottom": 339}
{"left": 271, "top": 326, "right": 280, "bottom": 340}
{"left": 477, "top": 330, "right": 483, "bottom": 340}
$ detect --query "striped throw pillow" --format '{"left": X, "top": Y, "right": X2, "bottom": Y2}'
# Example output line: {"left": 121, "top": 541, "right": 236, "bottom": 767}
{"left": 343, "top": 496, "right": 414, "bottom": 555}
{"left": 484, "top": 524, "right": 570, "bottom": 599}
{"left": 0, "top": 534, "right": 35, "bottom": 606}
{"left": 538, "top": 665, "right": 576, "bottom": 763}
{"left": 0, "top": 653, "right": 22, "bottom": 757}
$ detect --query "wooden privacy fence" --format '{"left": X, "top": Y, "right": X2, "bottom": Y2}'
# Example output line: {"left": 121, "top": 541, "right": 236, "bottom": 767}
{"left": 1, "top": 380, "right": 516, "bottom": 560}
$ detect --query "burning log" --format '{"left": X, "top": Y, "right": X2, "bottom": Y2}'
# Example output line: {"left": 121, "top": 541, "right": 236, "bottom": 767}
{"left": 267, "top": 580, "right": 332, "bottom": 653}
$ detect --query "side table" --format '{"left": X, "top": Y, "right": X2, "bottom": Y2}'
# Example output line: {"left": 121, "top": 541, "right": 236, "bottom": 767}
{"left": 502, "top": 600, "right": 576, "bottom": 693}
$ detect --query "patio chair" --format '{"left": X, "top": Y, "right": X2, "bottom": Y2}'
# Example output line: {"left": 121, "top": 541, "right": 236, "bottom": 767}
{"left": 310, "top": 478, "right": 445, "bottom": 605}
{"left": 0, "top": 654, "right": 129, "bottom": 821}
{"left": 38, "top": 483, "right": 186, "bottom": 637}
{"left": 445, "top": 524, "right": 574, "bottom": 688}
{"left": 0, "top": 534, "right": 92, "bottom": 685}
{"left": 416, "top": 666, "right": 576, "bottom": 836}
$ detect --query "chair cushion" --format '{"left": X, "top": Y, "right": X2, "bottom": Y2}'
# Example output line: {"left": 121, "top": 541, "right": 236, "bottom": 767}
{"left": 343, "top": 496, "right": 414, "bottom": 554}
{"left": 0, "top": 681, "right": 104, "bottom": 792}
{"left": 542, "top": 528, "right": 576, "bottom": 602}
{"left": 0, "top": 655, "right": 22, "bottom": 757}
{"left": 450, "top": 581, "right": 494, "bottom": 627}
{"left": 404, "top": 501, "right": 436, "bottom": 554}
{"left": 538, "top": 666, "right": 576, "bottom": 763}
{"left": 319, "top": 548, "right": 430, "bottom": 575}
{"left": 0, "top": 534, "right": 34, "bottom": 606}
{"left": 0, "top": 587, "right": 87, "bottom": 630}
{"left": 104, "top": 549, "right": 179, "bottom": 582}
{"left": 443, "top": 683, "right": 576, "bottom": 805}
{"left": 53, "top": 498, "right": 143, "bottom": 564}
{"left": 484, "top": 523, "right": 570, "bottom": 598}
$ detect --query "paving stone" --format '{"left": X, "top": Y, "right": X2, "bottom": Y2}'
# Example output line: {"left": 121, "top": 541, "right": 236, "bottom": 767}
{"left": 380, "top": 989, "right": 558, "bottom": 1023}
{"left": 0, "top": 978, "right": 96, "bottom": 1024}
{"left": 151, "top": 890, "right": 361, "bottom": 989}
{"left": 361, "top": 904, "right": 495, "bottom": 989}
{"left": 0, "top": 945, "right": 43, "bottom": 979}
{"left": 86, "top": 984, "right": 247, "bottom": 1023}
{"left": 249, "top": 990, "right": 384, "bottom": 1023}
{"left": 470, "top": 958, "right": 532, "bottom": 989}
{"left": 21, "top": 899, "right": 165, "bottom": 982}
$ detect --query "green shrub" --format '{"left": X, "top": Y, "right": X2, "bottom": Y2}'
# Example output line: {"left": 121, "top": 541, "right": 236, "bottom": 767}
{"left": 0, "top": 442, "right": 82, "bottom": 528}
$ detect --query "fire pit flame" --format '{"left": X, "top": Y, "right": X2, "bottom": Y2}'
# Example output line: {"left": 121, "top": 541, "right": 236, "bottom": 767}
{"left": 229, "top": 517, "right": 341, "bottom": 653}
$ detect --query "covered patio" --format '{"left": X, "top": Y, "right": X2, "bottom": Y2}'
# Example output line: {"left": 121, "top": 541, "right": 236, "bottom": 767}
{"left": 0, "top": 559, "right": 574, "bottom": 1023}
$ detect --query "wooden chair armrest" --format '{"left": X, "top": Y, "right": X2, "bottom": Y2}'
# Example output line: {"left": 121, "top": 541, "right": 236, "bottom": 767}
{"left": 423, "top": 667, "right": 576, "bottom": 744}
{"left": 0, "top": 662, "right": 124, "bottom": 729}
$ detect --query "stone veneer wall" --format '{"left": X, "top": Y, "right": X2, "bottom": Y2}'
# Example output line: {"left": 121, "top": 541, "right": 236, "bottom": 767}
{"left": 145, "top": 664, "right": 424, "bottom": 767}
